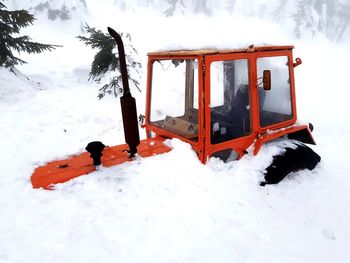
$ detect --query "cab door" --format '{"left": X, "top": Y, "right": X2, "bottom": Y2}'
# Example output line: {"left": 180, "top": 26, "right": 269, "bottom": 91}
{"left": 255, "top": 52, "right": 296, "bottom": 131}
{"left": 204, "top": 53, "right": 256, "bottom": 162}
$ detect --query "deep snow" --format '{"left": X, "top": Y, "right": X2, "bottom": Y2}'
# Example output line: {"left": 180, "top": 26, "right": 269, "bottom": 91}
{"left": 1, "top": 2, "right": 350, "bottom": 263}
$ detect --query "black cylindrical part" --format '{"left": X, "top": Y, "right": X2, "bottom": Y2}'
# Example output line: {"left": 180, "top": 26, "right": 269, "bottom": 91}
{"left": 85, "top": 141, "right": 105, "bottom": 166}
{"left": 107, "top": 27, "right": 130, "bottom": 95}
{"left": 121, "top": 95, "right": 140, "bottom": 156}
{"left": 107, "top": 27, "right": 140, "bottom": 156}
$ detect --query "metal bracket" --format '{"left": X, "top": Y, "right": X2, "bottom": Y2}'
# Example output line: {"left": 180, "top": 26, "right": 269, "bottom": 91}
{"left": 293, "top": 58, "right": 302, "bottom": 67}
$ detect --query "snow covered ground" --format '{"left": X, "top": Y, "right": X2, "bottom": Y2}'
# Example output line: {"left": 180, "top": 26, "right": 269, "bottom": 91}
{"left": 1, "top": 2, "right": 350, "bottom": 263}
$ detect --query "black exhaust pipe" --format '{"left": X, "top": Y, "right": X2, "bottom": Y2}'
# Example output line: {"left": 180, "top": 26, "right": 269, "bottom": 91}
{"left": 107, "top": 27, "right": 140, "bottom": 157}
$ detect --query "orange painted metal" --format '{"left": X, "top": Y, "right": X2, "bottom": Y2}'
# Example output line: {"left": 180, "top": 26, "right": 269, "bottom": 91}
{"left": 144, "top": 47, "right": 312, "bottom": 164}
{"left": 253, "top": 125, "right": 315, "bottom": 155}
{"left": 31, "top": 45, "right": 314, "bottom": 189}
{"left": 31, "top": 137, "right": 171, "bottom": 189}
{"left": 144, "top": 54, "right": 206, "bottom": 162}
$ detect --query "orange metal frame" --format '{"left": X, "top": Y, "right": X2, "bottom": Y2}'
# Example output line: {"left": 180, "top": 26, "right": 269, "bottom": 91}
{"left": 31, "top": 137, "right": 171, "bottom": 189}
{"left": 31, "top": 46, "right": 315, "bottom": 189}
{"left": 144, "top": 47, "right": 314, "bottom": 163}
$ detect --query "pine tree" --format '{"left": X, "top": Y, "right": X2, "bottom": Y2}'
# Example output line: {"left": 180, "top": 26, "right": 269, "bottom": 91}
{"left": 293, "top": 0, "right": 319, "bottom": 38}
{"left": 334, "top": 3, "right": 350, "bottom": 41}
{"left": 0, "top": 2, "right": 57, "bottom": 69}
{"left": 164, "top": 0, "right": 186, "bottom": 16}
{"left": 193, "top": 0, "right": 211, "bottom": 15}
{"left": 77, "top": 24, "right": 141, "bottom": 99}
{"left": 293, "top": 0, "right": 350, "bottom": 41}
{"left": 271, "top": 0, "right": 289, "bottom": 22}
{"left": 225, "top": 0, "right": 236, "bottom": 15}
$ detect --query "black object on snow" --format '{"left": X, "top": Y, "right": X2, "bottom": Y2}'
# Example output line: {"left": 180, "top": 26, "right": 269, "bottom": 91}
{"left": 260, "top": 143, "right": 321, "bottom": 186}
{"left": 85, "top": 141, "right": 106, "bottom": 166}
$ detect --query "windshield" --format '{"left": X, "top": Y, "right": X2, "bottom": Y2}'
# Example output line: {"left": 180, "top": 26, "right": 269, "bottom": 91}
{"left": 150, "top": 59, "right": 199, "bottom": 141}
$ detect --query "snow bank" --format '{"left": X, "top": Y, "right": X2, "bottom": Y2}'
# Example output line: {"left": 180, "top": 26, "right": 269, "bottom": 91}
{"left": 1, "top": 2, "right": 350, "bottom": 263}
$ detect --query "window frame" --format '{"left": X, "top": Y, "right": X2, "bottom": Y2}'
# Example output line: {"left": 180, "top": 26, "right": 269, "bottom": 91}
{"left": 254, "top": 51, "right": 297, "bottom": 132}
{"left": 209, "top": 58, "right": 252, "bottom": 145}
{"left": 145, "top": 55, "right": 204, "bottom": 148}
{"left": 205, "top": 53, "right": 255, "bottom": 155}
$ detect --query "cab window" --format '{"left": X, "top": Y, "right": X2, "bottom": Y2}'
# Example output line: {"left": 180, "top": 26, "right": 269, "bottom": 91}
{"left": 210, "top": 59, "right": 251, "bottom": 144}
{"left": 257, "top": 56, "right": 293, "bottom": 127}
{"left": 150, "top": 59, "right": 199, "bottom": 141}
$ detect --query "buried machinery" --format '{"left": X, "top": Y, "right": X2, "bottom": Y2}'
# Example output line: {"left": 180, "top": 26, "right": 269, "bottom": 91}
{"left": 31, "top": 27, "right": 321, "bottom": 189}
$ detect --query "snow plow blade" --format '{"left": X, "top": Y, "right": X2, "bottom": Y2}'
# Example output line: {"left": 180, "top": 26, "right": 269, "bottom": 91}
{"left": 261, "top": 143, "right": 321, "bottom": 186}
{"left": 31, "top": 137, "right": 171, "bottom": 189}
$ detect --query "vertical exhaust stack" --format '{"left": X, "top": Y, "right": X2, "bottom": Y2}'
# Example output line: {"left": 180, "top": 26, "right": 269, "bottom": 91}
{"left": 107, "top": 27, "right": 140, "bottom": 157}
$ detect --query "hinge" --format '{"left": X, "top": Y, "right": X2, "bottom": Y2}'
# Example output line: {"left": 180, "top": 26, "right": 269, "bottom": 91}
{"left": 201, "top": 60, "right": 206, "bottom": 73}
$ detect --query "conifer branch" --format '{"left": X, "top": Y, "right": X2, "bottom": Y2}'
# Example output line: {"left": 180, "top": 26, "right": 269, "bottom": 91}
{"left": 77, "top": 24, "right": 142, "bottom": 99}
{"left": 0, "top": 4, "right": 58, "bottom": 69}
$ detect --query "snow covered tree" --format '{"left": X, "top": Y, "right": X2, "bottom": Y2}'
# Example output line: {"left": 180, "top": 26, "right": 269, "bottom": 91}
{"left": 294, "top": 0, "right": 350, "bottom": 41}
{"left": 225, "top": 0, "right": 236, "bottom": 14}
{"left": 164, "top": 0, "right": 186, "bottom": 16}
{"left": 294, "top": 0, "right": 320, "bottom": 38}
{"left": 333, "top": 3, "right": 350, "bottom": 41}
{"left": 323, "top": 1, "right": 350, "bottom": 41}
{"left": 193, "top": 0, "right": 211, "bottom": 15}
{"left": 77, "top": 24, "right": 141, "bottom": 99}
{"left": 0, "top": 2, "right": 57, "bottom": 69}
{"left": 271, "top": 0, "right": 289, "bottom": 22}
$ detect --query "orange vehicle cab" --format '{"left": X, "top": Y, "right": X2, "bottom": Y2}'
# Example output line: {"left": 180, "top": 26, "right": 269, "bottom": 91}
{"left": 144, "top": 46, "right": 314, "bottom": 163}
{"left": 31, "top": 28, "right": 318, "bottom": 189}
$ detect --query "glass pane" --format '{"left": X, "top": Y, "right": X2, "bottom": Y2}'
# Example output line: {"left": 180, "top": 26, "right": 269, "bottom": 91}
{"left": 210, "top": 59, "right": 251, "bottom": 144}
{"left": 257, "top": 56, "right": 293, "bottom": 127}
{"left": 150, "top": 59, "right": 199, "bottom": 141}
{"left": 210, "top": 62, "right": 225, "bottom": 107}
{"left": 210, "top": 149, "right": 239, "bottom": 162}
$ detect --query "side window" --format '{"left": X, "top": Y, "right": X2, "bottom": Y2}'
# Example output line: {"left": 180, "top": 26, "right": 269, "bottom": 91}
{"left": 210, "top": 62, "right": 225, "bottom": 107}
{"left": 150, "top": 59, "right": 199, "bottom": 141}
{"left": 210, "top": 59, "right": 251, "bottom": 144}
{"left": 151, "top": 60, "right": 186, "bottom": 122}
{"left": 257, "top": 56, "right": 293, "bottom": 127}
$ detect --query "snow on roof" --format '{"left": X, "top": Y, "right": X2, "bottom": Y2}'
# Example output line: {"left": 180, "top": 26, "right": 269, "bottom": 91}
{"left": 147, "top": 45, "right": 294, "bottom": 56}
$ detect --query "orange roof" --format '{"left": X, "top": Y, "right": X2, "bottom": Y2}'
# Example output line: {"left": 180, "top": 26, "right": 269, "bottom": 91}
{"left": 148, "top": 45, "right": 294, "bottom": 56}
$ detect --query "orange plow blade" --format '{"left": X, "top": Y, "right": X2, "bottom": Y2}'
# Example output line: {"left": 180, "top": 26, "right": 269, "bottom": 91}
{"left": 31, "top": 137, "right": 171, "bottom": 189}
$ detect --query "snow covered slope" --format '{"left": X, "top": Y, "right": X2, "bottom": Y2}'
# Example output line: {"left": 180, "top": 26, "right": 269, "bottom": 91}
{"left": 1, "top": 2, "right": 350, "bottom": 263}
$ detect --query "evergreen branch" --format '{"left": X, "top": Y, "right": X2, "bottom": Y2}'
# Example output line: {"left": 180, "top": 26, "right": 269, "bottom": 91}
{"left": 0, "top": 9, "right": 34, "bottom": 33}
{"left": 89, "top": 47, "right": 118, "bottom": 79}
{"left": 78, "top": 24, "right": 142, "bottom": 98}
{"left": 0, "top": 22, "right": 14, "bottom": 34}
{"left": 10, "top": 56, "right": 26, "bottom": 66}
{"left": 77, "top": 24, "right": 114, "bottom": 50}
{"left": 0, "top": 4, "right": 59, "bottom": 69}
{"left": 7, "top": 35, "right": 58, "bottom": 54}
